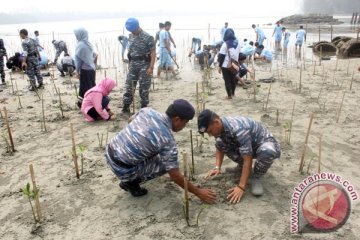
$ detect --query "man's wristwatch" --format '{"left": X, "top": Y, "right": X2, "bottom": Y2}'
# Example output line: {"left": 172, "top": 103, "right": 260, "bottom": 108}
{"left": 214, "top": 166, "right": 220, "bottom": 170}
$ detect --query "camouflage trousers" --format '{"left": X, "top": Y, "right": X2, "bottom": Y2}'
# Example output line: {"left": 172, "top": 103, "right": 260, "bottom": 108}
{"left": 216, "top": 139, "right": 281, "bottom": 178}
{"left": 122, "top": 61, "right": 151, "bottom": 107}
{"left": 0, "top": 56, "right": 4, "bottom": 81}
{"left": 26, "top": 56, "right": 43, "bottom": 85}
{"left": 105, "top": 145, "right": 167, "bottom": 183}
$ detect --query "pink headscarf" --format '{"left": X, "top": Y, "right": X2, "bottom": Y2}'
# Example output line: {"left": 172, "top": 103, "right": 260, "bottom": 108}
{"left": 85, "top": 77, "right": 116, "bottom": 97}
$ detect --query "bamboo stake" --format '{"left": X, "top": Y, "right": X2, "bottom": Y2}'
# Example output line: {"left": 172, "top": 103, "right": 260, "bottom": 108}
{"left": 299, "top": 67, "right": 302, "bottom": 93}
{"left": 3, "top": 107, "right": 15, "bottom": 152}
{"left": 264, "top": 83, "right": 272, "bottom": 111}
{"left": 70, "top": 123, "right": 80, "bottom": 179}
{"left": 9, "top": 75, "right": 15, "bottom": 94}
{"left": 183, "top": 152, "right": 190, "bottom": 226}
{"left": 336, "top": 91, "right": 346, "bottom": 123}
{"left": 317, "top": 135, "right": 322, "bottom": 173}
{"left": 29, "top": 164, "right": 42, "bottom": 222}
{"left": 41, "top": 94, "right": 47, "bottom": 132}
{"left": 288, "top": 101, "right": 296, "bottom": 144}
{"left": 253, "top": 69, "right": 256, "bottom": 101}
{"left": 57, "top": 88, "right": 64, "bottom": 118}
{"left": 15, "top": 81, "right": 22, "bottom": 109}
{"left": 196, "top": 83, "right": 199, "bottom": 116}
{"left": 349, "top": 70, "right": 355, "bottom": 90}
{"left": 276, "top": 109, "right": 279, "bottom": 126}
{"left": 190, "top": 130, "right": 195, "bottom": 175}
{"left": 299, "top": 113, "right": 315, "bottom": 173}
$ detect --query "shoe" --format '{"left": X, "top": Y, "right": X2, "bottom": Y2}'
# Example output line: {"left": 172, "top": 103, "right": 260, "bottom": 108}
{"left": 225, "top": 164, "right": 243, "bottom": 174}
{"left": 28, "top": 85, "right": 36, "bottom": 91}
{"left": 251, "top": 177, "right": 264, "bottom": 196}
{"left": 1, "top": 81, "right": 5, "bottom": 85}
{"left": 140, "top": 105, "right": 147, "bottom": 108}
{"left": 119, "top": 181, "right": 148, "bottom": 197}
{"left": 122, "top": 105, "right": 130, "bottom": 113}
{"left": 60, "top": 74, "right": 65, "bottom": 77}
{"left": 37, "top": 83, "right": 44, "bottom": 89}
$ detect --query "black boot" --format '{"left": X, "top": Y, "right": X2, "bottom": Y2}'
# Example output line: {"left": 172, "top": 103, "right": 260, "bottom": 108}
{"left": 119, "top": 180, "right": 148, "bottom": 197}
{"left": 122, "top": 104, "right": 130, "bottom": 113}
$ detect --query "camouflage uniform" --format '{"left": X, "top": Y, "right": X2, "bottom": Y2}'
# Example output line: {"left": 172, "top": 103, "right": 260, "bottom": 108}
{"left": 53, "top": 40, "right": 68, "bottom": 63}
{"left": 105, "top": 108, "right": 178, "bottom": 183}
{"left": 122, "top": 30, "right": 155, "bottom": 109}
{"left": 0, "top": 39, "right": 7, "bottom": 83}
{"left": 22, "top": 38, "right": 43, "bottom": 87}
{"left": 215, "top": 116, "right": 281, "bottom": 178}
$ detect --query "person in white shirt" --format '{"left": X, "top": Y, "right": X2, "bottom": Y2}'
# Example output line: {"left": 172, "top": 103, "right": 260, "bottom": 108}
{"left": 295, "top": 26, "right": 306, "bottom": 51}
{"left": 217, "top": 28, "right": 241, "bottom": 99}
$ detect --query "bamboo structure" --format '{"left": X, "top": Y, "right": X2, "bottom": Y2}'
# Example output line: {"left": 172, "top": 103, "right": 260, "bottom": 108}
{"left": 70, "top": 123, "right": 80, "bottom": 179}
{"left": 3, "top": 107, "right": 15, "bottom": 152}
{"left": 299, "top": 113, "right": 315, "bottom": 173}
{"left": 29, "top": 164, "right": 42, "bottom": 222}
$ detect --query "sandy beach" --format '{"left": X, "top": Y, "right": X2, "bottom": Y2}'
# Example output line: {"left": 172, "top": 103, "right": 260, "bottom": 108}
{"left": 1, "top": 46, "right": 360, "bottom": 240}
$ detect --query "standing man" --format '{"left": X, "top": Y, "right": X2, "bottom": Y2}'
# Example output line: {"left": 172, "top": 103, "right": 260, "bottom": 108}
{"left": 52, "top": 39, "right": 68, "bottom": 63}
{"left": 122, "top": 18, "right": 156, "bottom": 113}
{"left": 106, "top": 99, "right": 216, "bottom": 204}
{"left": 0, "top": 38, "right": 8, "bottom": 85}
{"left": 252, "top": 24, "right": 266, "bottom": 46}
{"left": 220, "top": 22, "right": 228, "bottom": 41}
{"left": 282, "top": 27, "right": 291, "bottom": 50}
{"left": 33, "top": 31, "right": 44, "bottom": 51}
{"left": 20, "top": 29, "right": 44, "bottom": 91}
{"left": 198, "top": 109, "right": 281, "bottom": 204}
{"left": 157, "top": 21, "right": 177, "bottom": 78}
{"left": 118, "top": 35, "right": 129, "bottom": 62}
{"left": 295, "top": 26, "right": 306, "bottom": 52}
{"left": 272, "top": 21, "right": 282, "bottom": 50}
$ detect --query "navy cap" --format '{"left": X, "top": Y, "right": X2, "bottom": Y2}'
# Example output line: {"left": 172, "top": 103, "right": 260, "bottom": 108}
{"left": 197, "top": 109, "right": 214, "bottom": 134}
{"left": 166, "top": 99, "right": 195, "bottom": 120}
{"left": 125, "top": 18, "right": 139, "bottom": 32}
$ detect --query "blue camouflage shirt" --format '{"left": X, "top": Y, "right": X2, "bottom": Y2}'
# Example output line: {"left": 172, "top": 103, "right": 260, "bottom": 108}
{"left": 108, "top": 108, "right": 179, "bottom": 171}
{"left": 216, "top": 116, "right": 276, "bottom": 157}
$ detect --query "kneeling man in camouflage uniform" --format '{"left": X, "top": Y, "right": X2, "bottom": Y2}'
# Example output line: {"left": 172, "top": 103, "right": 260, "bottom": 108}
{"left": 198, "top": 109, "right": 281, "bottom": 204}
{"left": 106, "top": 99, "right": 216, "bottom": 204}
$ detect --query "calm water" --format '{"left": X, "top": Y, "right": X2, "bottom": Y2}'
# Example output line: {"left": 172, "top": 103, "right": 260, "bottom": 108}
{"left": 0, "top": 15, "right": 357, "bottom": 67}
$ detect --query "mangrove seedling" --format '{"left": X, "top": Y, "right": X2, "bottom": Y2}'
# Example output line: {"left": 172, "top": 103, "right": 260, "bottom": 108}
{"left": 22, "top": 182, "right": 40, "bottom": 223}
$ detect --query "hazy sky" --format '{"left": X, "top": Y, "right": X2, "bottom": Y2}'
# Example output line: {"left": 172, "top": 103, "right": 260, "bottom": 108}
{"left": 1, "top": 0, "right": 301, "bottom": 16}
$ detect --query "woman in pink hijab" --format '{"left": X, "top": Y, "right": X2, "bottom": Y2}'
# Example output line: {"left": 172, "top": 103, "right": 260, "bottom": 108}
{"left": 81, "top": 77, "right": 116, "bottom": 122}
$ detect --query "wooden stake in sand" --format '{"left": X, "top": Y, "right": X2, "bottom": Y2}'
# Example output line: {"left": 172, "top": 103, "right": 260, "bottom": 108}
{"left": 29, "top": 164, "right": 42, "bottom": 222}
{"left": 57, "top": 88, "right": 64, "bottom": 118}
{"left": 336, "top": 91, "right": 346, "bottom": 123}
{"left": 190, "top": 130, "right": 195, "bottom": 175}
{"left": 3, "top": 107, "right": 15, "bottom": 152}
{"left": 196, "top": 83, "right": 199, "bottom": 116}
{"left": 264, "top": 83, "right": 272, "bottom": 111}
{"left": 288, "top": 101, "right": 296, "bottom": 144}
{"left": 349, "top": 70, "right": 355, "bottom": 90}
{"left": 317, "top": 135, "right": 322, "bottom": 173}
{"left": 276, "top": 109, "right": 279, "bottom": 126}
{"left": 299, "top": 67, "right": 302, "bottom": 93}
{"left": 299, "top": 113, "right": 315, "bottom": 173}
{"left": 70, "top": 123, "right": 80, "bottom": 179}
{"left": 41, "top": 94, "right": 47, "bottom": 132}
{"left": 182, "top": 152, "right": 190, "bottom": 226}
{"left": 15, "top": 81, "right": 22, "bottom": 109}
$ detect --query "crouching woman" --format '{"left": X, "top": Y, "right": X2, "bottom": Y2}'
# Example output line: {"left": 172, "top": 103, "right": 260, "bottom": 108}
{"left": 81, "top": 77, "right": 116, "bottom": 122}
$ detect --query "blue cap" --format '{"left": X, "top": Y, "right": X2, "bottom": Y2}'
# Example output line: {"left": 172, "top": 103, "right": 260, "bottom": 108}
{"left": 125, "top": 18, "right": 139, "bottom": 32}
